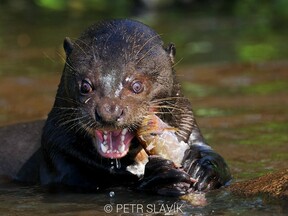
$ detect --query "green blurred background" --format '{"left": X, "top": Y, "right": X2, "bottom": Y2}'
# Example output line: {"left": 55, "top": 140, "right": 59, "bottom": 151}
{"left": 1, "top": 0, "right": 288, "bottom": 77}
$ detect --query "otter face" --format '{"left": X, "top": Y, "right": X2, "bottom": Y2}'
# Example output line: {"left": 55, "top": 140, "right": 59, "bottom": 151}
{"left": 57, "top": 20, "right": 176, "bottom": 159}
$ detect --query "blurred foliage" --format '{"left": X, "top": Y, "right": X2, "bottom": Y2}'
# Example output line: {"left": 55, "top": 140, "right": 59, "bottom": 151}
{"left": 1, "top": 0, "right": 288, "bottom": 22}
{"left": 234, "top": 0, "right": 288, "bottom": 29}
{"left": 35, "top": 0, "right": 67, "bottom": 10}
{"left": 238, "top": 122, "right": 288, "bottom": 146}
{"left": 182, "top": 83, "right": 215, "bottom": 97}
{"left": 233, "top": 0, "right": 288, "bottom": 62}
{"left": 195, "top": 107, "right": 226, "bottom": 118}
{"left": 34, "top": 0, "right": 134, "bottom": 15}
{"left": 241, "top": 81, "right": 288, "bottom": 95}
{"left": 237, "top": 43, "right": 278, "bottom": 62}
{"left": 0, "top": 0, "right": 288, "bottom": 64}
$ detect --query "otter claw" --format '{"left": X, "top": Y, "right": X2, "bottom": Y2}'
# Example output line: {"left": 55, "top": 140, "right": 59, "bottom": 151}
{"left": 183, "top": 145, "right": 232, "bottom": 191}
{"left": 138, "top": 156, "right": 192, "bottom": 196}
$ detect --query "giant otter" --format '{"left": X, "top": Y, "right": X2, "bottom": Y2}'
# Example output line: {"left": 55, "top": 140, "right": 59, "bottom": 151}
{"left": 9, "top": 19, "right": 231, "bottom": 196}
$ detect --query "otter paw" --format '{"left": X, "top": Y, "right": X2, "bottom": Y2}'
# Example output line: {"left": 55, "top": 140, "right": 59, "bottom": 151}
{"left": 137, "top": 156, "right": 193, "bottom": 196}
{"left": 183, "top": 147, "right": 231, "bottom": 192}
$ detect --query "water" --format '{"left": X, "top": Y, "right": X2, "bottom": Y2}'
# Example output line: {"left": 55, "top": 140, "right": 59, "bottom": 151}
{"left": 115, "top": 159, "right": 121, "bottom": 169}
{"left": 0, "top": 183, "right": 286, "bottom": 216}
{"left": 0, "top": 3, "right": 287, "bottom": 216}
{"left": 109, "top": 159, "right": 121, "bottom": 172}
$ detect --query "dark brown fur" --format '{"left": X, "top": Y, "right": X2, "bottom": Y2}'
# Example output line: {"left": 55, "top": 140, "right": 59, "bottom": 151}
{"left": 20, "top": 19, "right": 231, "bottom": 195}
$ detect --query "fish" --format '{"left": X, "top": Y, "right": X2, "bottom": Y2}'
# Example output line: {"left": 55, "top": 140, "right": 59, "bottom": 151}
{"left": 126, "top": 114, "right": 190, "bottom": 177}
{"left": 137, "top": 114, "right": 190, "bottom": 167}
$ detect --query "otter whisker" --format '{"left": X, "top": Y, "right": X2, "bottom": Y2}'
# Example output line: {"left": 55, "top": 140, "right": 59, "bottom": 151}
{"left": 56, "top": 52, "right": 71, "bottom": 66}
{"left": 148, "top": 105, "right": 184, "bottom": 112}
{"left": 148, "top": 101, "right": 178, "bottom": 108}
{"left": 58, "top": 114, "right": 87, "bottom": 128}
{"left": 127, "top": 123, "right": 139, "bottom": 132}
{"left": 48, "top": 110, "right": 77, "bottom": 125}
{"left": 130, "top": 31, "right": 142, "bottom": 58}
{"left": 84, "top": 98, "right": 91, "bottom": 104}
{"left": 136, "top": 44, "right": 159, "bottom": 65}
{"left": 74, "top": 38, "right": 91, "bottom": 49}
{"left": 50, "top": 111, "right": 77, "bottom": 121}
{"left": 135, "top": 34, "right": 162, "bottom": 57}
{"left": 103, "top": 33, "right": 114, "bottom": 53}
{"left": 73, "top": 40, "right": 89, "bottom": 57}
{"left": 92, "top": 38, "right": 101, "bottom": 64}
{"left": 150, "top": 111, "right": 176, "bottom": 115}
{"left": 64, "top": 62, "right": 77, "bottom": 73}
{"left": 64, "top": 120, "right": 86, "bottom": 134}
{"left": 55, "top": 97, "right": 82, "bottom": 106}
{"left": 149, "top": 96, "right": 185, "bottom": 102}
{"left": 53, "top": 107, "right": 79, "bottom": 111}
{"left": 77, "top": 118, "right": 94, "bottom": 135}
{"left": 171, "top": 57, "right": 184, "bottom": 69}
{"left": 63, "top": 54, "right": 78, "bottom": 71}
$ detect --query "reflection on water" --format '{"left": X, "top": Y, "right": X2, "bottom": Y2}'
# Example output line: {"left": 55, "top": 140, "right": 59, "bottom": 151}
{"left": 0, "top": 183, "right": 287, "bottom": 216}
{"left": 0, "top": 4, "right": 287, "bottom": 216}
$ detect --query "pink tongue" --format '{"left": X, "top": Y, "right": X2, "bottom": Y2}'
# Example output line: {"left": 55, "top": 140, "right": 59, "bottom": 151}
{"left": 94, "top": 129, "right": 135, "bottom": 159}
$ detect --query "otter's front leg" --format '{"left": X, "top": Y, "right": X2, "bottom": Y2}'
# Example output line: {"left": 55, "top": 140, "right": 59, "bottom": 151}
{"left": 172, "top": 96, "right": 231, "bottom": 192}
{"left": 137, "top": 145, "right": 231, "bottom": 196}
{"left": 137, "top": 156, "right": 193, "bottom": 196}
{"left": 182, "top": 144, "right": 232, "bottom": 191}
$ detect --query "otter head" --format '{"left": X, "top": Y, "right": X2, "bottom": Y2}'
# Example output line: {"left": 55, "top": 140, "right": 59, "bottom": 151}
{"left": 55, "top": 19, "right": 176, "bottom": 159}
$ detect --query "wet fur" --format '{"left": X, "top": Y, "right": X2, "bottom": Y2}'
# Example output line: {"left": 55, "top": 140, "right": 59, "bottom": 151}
{"left": 21, "top": 19, "right": 231, "bottom": 195}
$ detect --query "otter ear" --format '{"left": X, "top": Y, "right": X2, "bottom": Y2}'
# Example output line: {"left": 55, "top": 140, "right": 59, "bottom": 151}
{"left": 63, "top": 37, "right": 74, "bottom": 56}
{"left": 165, "top": 43, "right": 176, "bottom": 64}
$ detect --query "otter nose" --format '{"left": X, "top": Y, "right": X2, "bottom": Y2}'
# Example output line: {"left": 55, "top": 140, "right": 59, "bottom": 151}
{"left": 96, "top": 102, "right": 124, "bottom": 123}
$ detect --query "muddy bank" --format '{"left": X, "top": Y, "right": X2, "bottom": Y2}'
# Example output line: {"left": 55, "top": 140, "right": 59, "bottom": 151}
{"left": 229, "top": 169, "right": 288, "bottom": 200}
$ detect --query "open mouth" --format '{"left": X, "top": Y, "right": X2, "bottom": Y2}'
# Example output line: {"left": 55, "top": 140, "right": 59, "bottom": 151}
{"left": 94, "top": 128, "right": 135, "bottom": 159}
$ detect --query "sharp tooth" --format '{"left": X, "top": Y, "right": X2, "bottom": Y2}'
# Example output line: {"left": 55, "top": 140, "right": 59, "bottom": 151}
{"left": 104, "top": 131, "right": 108, "bottom": 135}
{"left": 104, "top": 134, "right": 107, "bottom": 141}
{"left": 101, "top": 143, "right": 108, "bottom": 153}
{"left": 121, "top": 134, "right": 125, "bottom": 142}
{"left": 121, "top": 128, "right": 127, "bottom": 143}
{"left": 121, "top": 128, "right": 128, "bottom": 135}
{"left": 118, "top": 144, "right": 125, "bottom": 153}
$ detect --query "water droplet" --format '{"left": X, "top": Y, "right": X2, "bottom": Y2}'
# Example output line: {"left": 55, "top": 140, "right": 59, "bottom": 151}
{"left": 109, "top": 191, "right": 115, "bottom": 198}
{"left": 109, "top": 160, "right": 115, "bottom": 171}
{"left": 115, "top": 159, "right": 121, "bottom": 169}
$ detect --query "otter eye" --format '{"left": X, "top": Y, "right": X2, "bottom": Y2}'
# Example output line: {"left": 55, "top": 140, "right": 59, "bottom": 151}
{"left": 131, "top": 81, "right": 143, "bottom": 94}
{"left": 80, "top": 79, "right": 93, "bottom": 94}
